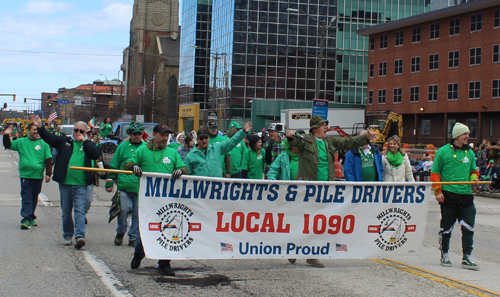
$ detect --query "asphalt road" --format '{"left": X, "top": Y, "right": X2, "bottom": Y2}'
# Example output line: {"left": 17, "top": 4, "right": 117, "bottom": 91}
{"left": 1, "top": 147, "right": 499, "bottom": 297}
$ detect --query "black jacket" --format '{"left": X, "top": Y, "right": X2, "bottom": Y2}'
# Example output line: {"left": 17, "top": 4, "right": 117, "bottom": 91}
{"left": 38, "top": 126, "right": 101, "bottom": 185}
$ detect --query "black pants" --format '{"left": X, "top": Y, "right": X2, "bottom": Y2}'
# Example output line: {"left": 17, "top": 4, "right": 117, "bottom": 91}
{"left": 439, "top": 202, "right": 476, "bottom": 255}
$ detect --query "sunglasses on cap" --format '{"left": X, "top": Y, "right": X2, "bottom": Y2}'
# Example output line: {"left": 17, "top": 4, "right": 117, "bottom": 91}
{"left": 132, "top": 132, "right": 142, "bottom": 136}
{"left": 199, "top": 136, "right": 209, "bottom": 140}
{"left": 209, "top": 126, "right": 218, "bottom": 130}
{"left": 74, "top": 129, "right": 86, "bottom": 134}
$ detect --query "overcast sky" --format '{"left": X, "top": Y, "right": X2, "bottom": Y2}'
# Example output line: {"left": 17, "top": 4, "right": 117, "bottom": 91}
{"left": 0, "top": 0, "right": 134, "bottom": 111}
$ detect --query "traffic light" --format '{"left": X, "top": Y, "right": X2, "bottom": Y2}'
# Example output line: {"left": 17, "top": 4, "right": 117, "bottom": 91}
{"left": 3, "top": 103, "right": 6, "bottom": 108}
{"left": 13, "top": 95, "right": 16, "bottom": 101}
{"left": 108, "top": 101, "right": 114, "bottom": 108}
{"left": 48, "top": 99, "right": 52, "bottom": 106}
{"left": 24, "top": 98, "right": 27, "bottom": 104}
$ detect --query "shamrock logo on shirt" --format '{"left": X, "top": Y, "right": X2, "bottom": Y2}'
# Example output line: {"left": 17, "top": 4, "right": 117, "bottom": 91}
{"left": 34, "top": 145, "right": 41, "bottom": 151}
{"left": 163, "top": 157, "right": 171, "bottom": 164}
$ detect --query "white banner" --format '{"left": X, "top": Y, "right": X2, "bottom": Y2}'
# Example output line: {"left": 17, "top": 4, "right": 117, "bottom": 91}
{"left": 138, "top": 173, "right": 432, "bottom": 260}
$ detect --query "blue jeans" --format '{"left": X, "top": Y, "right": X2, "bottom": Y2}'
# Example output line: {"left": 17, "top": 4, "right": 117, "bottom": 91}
{"left": 59, "top": 184, "right": 87, "bottom": 239}
{"left": 231, "top": 171, "right": 242, "bottom": 178}
{"left": 20, "top": 178, "right": 43, "bottom": 223}
{"left": 85, "top": 185, "right": 93, "bottom": 215}
{"left": 116, "top": 190, "right": 139, "bottom": 240}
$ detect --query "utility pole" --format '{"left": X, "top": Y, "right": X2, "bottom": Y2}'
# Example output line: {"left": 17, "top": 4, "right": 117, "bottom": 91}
{"left": 212, "top": 53, "right": 221, "bottom": 112}
{"left": 316, "top": 23, "right": 326, "bottom": 100}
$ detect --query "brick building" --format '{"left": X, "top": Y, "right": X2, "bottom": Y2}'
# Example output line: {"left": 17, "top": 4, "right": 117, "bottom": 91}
{"left": 123, "top": 0, "right": 180, "bottom": 129}
{"left": 358, "top": 0, "right": 500, "bottom": 147}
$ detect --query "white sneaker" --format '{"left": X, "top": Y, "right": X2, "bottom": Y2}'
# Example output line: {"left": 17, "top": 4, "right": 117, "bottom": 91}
{"left": 63, "top": 238, "right": 73, "bottom": 246}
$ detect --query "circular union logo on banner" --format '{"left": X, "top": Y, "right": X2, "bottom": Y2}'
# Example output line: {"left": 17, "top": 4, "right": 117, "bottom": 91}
{"left": 368, "top": 208, "right": 416, "bottom": 252}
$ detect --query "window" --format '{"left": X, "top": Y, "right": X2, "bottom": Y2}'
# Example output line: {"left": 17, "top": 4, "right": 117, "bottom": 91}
{"left": 395, "top": 31, "right": 404, "bottom": 46}
{"left": 448, "top": 83, "right": 459, "bottom": 100}
{"left": 370, "top": 37, "right": 375, "bottom": 50}
{"left": 448, "top": 50, "right": 460, "bottom": 68}
{"left": 394, "top": 59, "right": 403, "bottom": 75}
{"left": 369, "top": 63, "right": 374, "bottom": 77}
{"left": 494, "top": 45, "right": 499, "bottom": 63}
{"left": 421, "top": 120, "right": 431, "bottom": 135}
{"left": 495, "top": 10, "right": 499, "bottom": 28}
{"left": 411, "top": 56, "right": 421, "bottom": 73}
{"left": 467, "top": 119, "right": 478, "bottom": 139}
{"left": 410, "top": 86, "right": 420, "bottom": 102}
{"left": 493, "top": 80, "right": 500, "bottom": 98}
{"left": 429, "top": 53, "right": 439, "bottom": 71}
{"left": 471, "top": 14, "right": 482, "bottom": 32}
{"left": 469, "top": 81, "right": 481, "bottom": 99}
{"left": 447, "top": 119, "right": 457, "bottom": 139}
{"left": 378, "top": 89, "right": 386, "bottom": 104}
{"left": 412, "top": 27, "right": 421, "bottom": 43}
{"left": 368, "top": 90, "right": 374, "bottom": 104}
{"left": 393, "top": 88, "right": 402, "bottom": 103}
{"left": 379, "top": 61, "right": 387, "bottom": 76}
{"left": 470, "top": 47, "right": 482, "bottom": 65}
{"left": 430, "top": 23, "right": 440, "bottom": 39}
{"left": 380, "top": 34, "right": 388, "bottom": 49}
{"left": 450, "top": 18, "right": 460, "bottom": 36}
{"left": 428, "top": 85, "right": 438, "bottom": 102}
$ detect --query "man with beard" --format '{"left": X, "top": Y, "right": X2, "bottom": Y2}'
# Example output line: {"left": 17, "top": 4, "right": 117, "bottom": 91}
{"left": 124, "top": 123, "right": 188, "bottom": 276}
{"left": 3, "top": 123, "right": 52, "bottom": 229}
{"left": 106, "top": 122, "right": 146, "bottom": 247}
{"left": 431, "top": 122, "right": 480, "bottom": 270}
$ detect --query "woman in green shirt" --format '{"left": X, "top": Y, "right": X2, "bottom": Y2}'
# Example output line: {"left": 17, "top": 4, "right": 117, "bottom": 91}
{"left": 241, "top": 135, "right": 264, "bottom": 179}
{"left": 100, "top": 117, "right": 112, "bottom": 138}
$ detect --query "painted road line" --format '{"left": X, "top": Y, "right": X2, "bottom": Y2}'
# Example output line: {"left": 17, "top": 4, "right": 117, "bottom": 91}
{"left": 371, "top": 258, "right": 500, "bottom": 297}
{"left": 38, "top": 193, "right": 53, "bottom": 206}
{"left": 83, "top": 251, "right": 135, "bottom": 297}
{"left": 14, "top": 161, "right": 18, "bottom": 166}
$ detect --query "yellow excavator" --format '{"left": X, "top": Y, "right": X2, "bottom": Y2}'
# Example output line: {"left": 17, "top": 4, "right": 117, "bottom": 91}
{"left": 369, "top": 112, "right": 403, "bottom": 145}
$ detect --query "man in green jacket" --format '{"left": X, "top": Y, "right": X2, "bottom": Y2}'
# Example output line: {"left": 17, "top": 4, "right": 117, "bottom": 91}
{"left": 207, "top": 120, "right": 231, "bottom": 177}
{"left": 226, "top": 122, "right": 247, "bottom": 178}
{"left": 105, "top": 122, "right": 146, "bottom": 247}
{"left": 184, "top": 121, "right": 252, "bottom": 177}
{"left": 124, "top": 123, "right": 189, "bottom": 277}
{"left": 285, "top": 115, "right": 378, "bottom": 268}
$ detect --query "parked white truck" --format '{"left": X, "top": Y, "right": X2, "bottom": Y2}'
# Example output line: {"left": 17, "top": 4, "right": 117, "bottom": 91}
{"left": 276, "top": 108, "right": 365, "bottom": 136}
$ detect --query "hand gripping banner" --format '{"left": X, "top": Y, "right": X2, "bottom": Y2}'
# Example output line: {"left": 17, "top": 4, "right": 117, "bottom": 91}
{"left": 138, "top": 173, "right": 431, "bottom": 260}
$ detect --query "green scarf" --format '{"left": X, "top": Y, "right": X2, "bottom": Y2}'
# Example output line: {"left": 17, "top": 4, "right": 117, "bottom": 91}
{"left": 387, "top": 150, "right": 403, "bottom": 167}
{"left": 286, "top": 148, "right": 299, "bottom": 180}
{"left": 285, "top": 148, "right": 299, "bottom": 161}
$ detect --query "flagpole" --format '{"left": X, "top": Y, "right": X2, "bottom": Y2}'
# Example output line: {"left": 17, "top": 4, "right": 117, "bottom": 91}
{"left": 152, "top": 75, "right": 155, "bottom": 122}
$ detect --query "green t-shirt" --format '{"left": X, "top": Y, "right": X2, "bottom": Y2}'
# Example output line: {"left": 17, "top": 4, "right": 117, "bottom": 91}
{"left": 9, "top": 137, "right": 52, "bottom": 179}
{"left": 62, "top": 141, "right": 87, "bottom": 185}
{"left": 241, "top": 148, "right": 265, "bottom": 179}
{"left": 100, "top": 123, "right": 112, "bottom": 137}
{"left": 360, "top": 148, "right": 378, "bottom": 181}
{"left": 129, "top": 145, "right": 186, "bottom": 174}
{"left": 110, "top": 140, "right": 145, "bottom": 193}
{"left": 290, "top": 158, "right": 299, "bottom": 181}
{"left": 316, "top": 139, "right": 329, "bottom": 182}
{"left": 431, "top": 144, "right": 478, "bottom": 195}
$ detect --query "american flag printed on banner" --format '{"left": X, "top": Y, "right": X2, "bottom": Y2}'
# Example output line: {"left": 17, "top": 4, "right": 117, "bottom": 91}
{"left": 47, "top": 112, "right": 58, "bottom": 125}
{"left": 220, "top": 242, "right": 233, "bottom": 252}
{"left": 336, "top": 243, "right": 348, "bottom": 252}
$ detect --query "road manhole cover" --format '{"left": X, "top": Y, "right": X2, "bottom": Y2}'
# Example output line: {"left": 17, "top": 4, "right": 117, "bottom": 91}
{"left": 155, "top": 274, "right": 231, "bottom": 287}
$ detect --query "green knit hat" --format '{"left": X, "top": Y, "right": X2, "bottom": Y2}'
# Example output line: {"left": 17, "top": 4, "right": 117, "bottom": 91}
{"left": 309, "top": 115, "right": 329, "bottom": 131}
{"left": 126, "top": 121, "right": 145, "bottom": 134}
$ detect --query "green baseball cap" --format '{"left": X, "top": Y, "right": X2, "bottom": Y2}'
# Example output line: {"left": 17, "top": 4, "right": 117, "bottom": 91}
{"left": 228, "top": 121, "right": 242, "bottom": 129}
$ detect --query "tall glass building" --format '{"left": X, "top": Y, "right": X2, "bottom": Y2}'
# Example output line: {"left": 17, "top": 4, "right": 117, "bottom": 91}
{"left": 180, "top": 0, "right": 464, "bottom": 126}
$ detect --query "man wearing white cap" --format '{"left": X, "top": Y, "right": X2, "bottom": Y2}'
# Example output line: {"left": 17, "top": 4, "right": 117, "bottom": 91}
{"left": 430, "top": 122, "right": 480, "bottom": 270}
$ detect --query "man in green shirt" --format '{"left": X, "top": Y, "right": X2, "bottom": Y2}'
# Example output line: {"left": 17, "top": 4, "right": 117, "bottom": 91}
{"left": 105, "top": 122, "right": 146, "bottom": 247}
{"left": 344, "top": 130, "right": 384, "bottom": 182}
{"left": 124, "top": 123, "right": 189, "bottom": 277}
{"left": 286, "top": 115, "right": 378, "bottom": 268}
{"left": 207, "top": 120, "right": 231, "bottom": 177}
{"left": 3, "top": 123, "right": 53, "bottom": 229}
{"left": 31, "top": 115, "right": 102, "bottom": 249}
{"left": 431, "top": 122, "right": 480, "bottom": 270}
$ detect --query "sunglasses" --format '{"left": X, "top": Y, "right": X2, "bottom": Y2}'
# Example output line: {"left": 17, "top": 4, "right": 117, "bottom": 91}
{"left": 74, "top": 129, "right": 86, "bottom": 134}
{"left": 199, "top": 136, "right": 209, "bottom": 140}
{"left": 132, "top": 132, "right": 142, "bottom": 136}
{"left": 209, "top": 126, "right": 218, "bottom": 130}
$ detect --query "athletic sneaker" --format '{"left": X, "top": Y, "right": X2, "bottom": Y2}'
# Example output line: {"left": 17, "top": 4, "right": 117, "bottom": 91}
{"left": 306, "top": 259, "right": 325, "bottom": 268}
{"left": 74, "top": 237, "right": 86, "bottom": 249}
{"left": 21, "top": 221, "right": 31, "bottom": 230}
{"left": 63, "top": 237, "right": 73, "bottom": 246}
{"left": 440, "top": 252, "right": 452, "bottom": 267}
{"left": 462, "top": 255, "right": 480, "bottom": 270}
{"left": 288, "top": 259, "right": 297, "bottom": 264}
{"left": 30, "top": 220, "right": 38, "bottom": 227}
